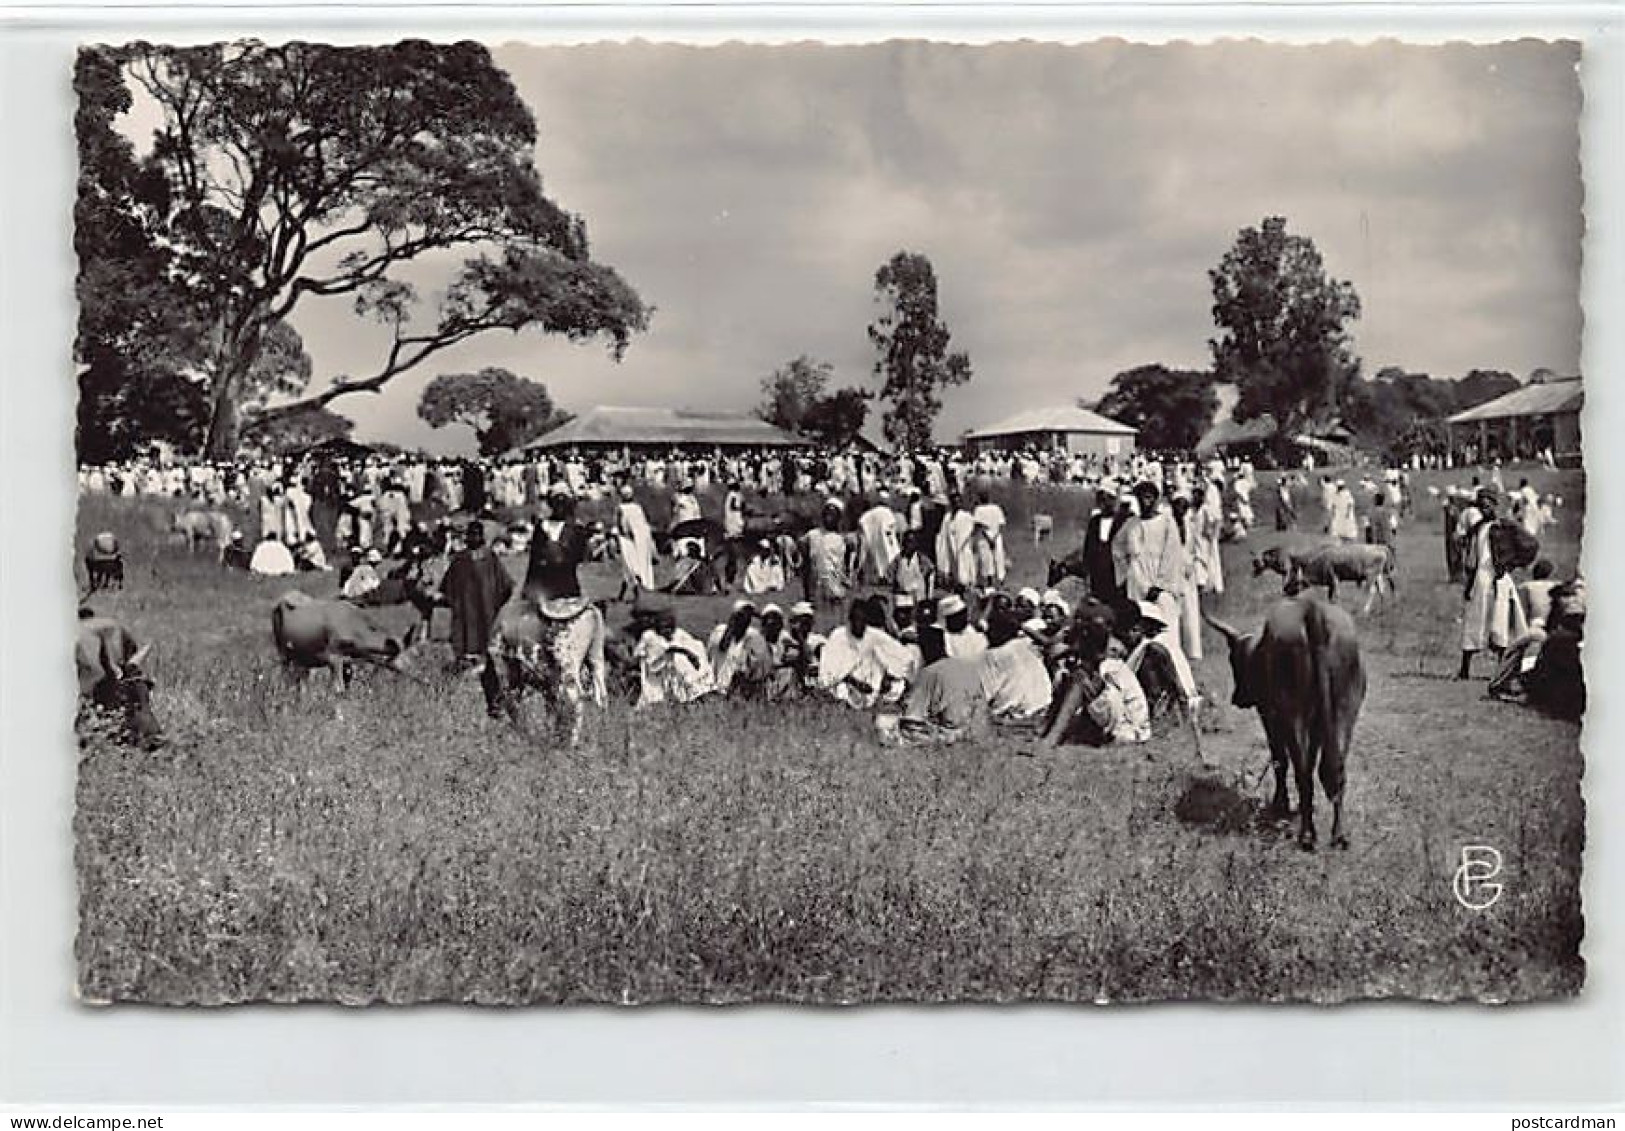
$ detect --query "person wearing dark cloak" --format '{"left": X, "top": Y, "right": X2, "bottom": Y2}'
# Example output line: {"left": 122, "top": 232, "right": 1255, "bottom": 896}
{"left": 441, "top": 520, "right": 514, "bottom": 714}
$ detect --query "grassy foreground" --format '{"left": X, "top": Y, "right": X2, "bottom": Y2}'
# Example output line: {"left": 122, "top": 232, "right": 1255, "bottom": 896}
{"left": 73, "top": 469, "right": 1586, "bottom": 1004}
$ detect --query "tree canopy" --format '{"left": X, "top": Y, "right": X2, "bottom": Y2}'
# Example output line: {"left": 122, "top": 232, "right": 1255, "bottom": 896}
{"left": 756, "top": 355, "right": 871, "bottom": 449}
{"left": 1094, "top": 365, "right": 1217, "bottom": 452}
{"left": 77, "top": 41, "right": 650, "bottom": 459}
{"left": 418, "top": 367, "right": 568, "bottom": 456}
{"left": 240, "top": 405, "right": 355, "bottom": 456}
{"left": 867, "top": 251, "right": 971, "bottom": 449}
{"left": 1342, "top": 366, "right": 1523, "bottom": 458}
{"left": 1209, "top": 217, "right": 1362, "bottom": 455}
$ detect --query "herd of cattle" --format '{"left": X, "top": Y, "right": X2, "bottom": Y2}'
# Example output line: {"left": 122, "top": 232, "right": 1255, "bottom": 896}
{"left": 76, "top": 493, "right": 1390, "bottom": 852}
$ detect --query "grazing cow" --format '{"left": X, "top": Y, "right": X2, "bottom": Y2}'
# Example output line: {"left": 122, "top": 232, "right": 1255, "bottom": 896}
{"left": 1252, "top": 542, "right": 1394, "bottom": 614}
{"left": 1205, "top": 597, "right": 1366, "bottom": 851}
{"left": 84, "top": 531, "right": 124, "bottom": 592}
{"left": 488, "top": 598, "right": 608, "bottom": 746}
{"left": 270, "top": 591, "right": 415, "bottom": 690}
{"left": 76, "top": 611, "right": 163, "bottom": 748}
{"left": 171, "top": 509, "right": 235, "bottom": 558}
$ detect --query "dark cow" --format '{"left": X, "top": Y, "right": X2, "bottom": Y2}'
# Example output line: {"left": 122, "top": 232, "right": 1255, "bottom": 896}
{"left": 1252, "top": 542, "right": 1394, "bottom": 613}
{"left": 84, "top": 531, "right": 124, "bottom": 592}
{"left": 1205, "top": 596, "right": 1366, "bottom": 851}
{"left": 270, "top": 591, "right": 417, "bottom": 690}
{"left": 76, "top": 610, "right": 163, "bottom": 748}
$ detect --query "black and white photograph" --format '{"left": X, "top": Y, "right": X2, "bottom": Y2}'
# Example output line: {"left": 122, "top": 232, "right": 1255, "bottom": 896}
{"left": 70, "top": 37, "right": 1587, "bottom": 1007}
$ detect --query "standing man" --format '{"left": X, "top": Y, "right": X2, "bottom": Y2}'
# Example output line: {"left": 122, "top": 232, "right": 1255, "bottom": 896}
{"left": 615, "top": 484, "right": 657, "bottom": 599}
{"left": 721, "top": 479, "right": 749, "bottom": 589}
{"left": 442, "top": 521, "right": 514, "bottom": 716}
{"left": 802, "top": 500, "right": 852, "bottom": 608}
{"left": 1125, "top": 481, "right": 1187, "bottom": 634}
{"left": 1080, "top": 488, "right": 1119, "bottom": 603}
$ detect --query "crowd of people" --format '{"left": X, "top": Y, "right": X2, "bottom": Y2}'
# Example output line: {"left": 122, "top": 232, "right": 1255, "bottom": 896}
{"left": 79, "top": 437, "right": 1584, "bottom": 735}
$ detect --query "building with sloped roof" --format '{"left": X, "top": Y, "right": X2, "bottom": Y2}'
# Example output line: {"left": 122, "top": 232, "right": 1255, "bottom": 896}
{"left": 521, "top": 405, "right": 804, "bottom": 451}
{"left": 1446, "top": 374, "right": 1582, "bottom": 465}
{"left": 962, "top": 405, "right": 1137, "bottom": 456}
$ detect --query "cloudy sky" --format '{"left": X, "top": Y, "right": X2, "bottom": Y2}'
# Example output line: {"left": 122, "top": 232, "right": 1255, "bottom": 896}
{"left": 264, "top": 39, "right": 1583, "bottom": 453}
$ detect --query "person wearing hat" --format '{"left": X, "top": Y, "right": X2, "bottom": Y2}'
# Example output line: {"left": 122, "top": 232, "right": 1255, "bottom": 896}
{"left": 1125, "top": 480, "right": 1187, "bottom": 635}
{"left": 1023, "top": 589, "right": 1073, "bottom": 675}
{"left": 614, "top": 482, "right": 657, "bottom": 599}
{"left": 219, "top": 529, "right": 252, "bottom": 572}
{"left": 671, "top": 480, "right": 702, "bottom": 527}
{"left": 1124, "top": 598, "right": 1199, "bottom": 723}
{"left": 758, "top": 603, "right": 795, "bottom": 700}
{"left": 781, "top": 601, "right": 827, "bottom": 698}
{"left": 707, "top": 599, "right": 773, "bottom": 699}
{"left": 939, "top": 593, "right": 987, "bottom": 660}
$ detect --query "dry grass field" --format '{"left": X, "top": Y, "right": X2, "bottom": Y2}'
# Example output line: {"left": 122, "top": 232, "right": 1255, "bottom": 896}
{"left": 72, "top": 468, "right": 1586, "bottom": 1004}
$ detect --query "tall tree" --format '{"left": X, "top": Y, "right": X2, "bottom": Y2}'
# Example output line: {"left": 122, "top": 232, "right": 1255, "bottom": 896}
{"left": 1094, "top": 365, "right": 1217, "bottom": 452}
{"left": 757, "top": 355, "right": 835, "bottom": 435}
{"left": 73, "top": 47, "right": 208, "bottom": 461}
{"left": 418, "top": 367, "right": 566, "bottom": 456}
{"left": 800, "top": 386, "right": 871, "bottom": 449}
{"left": 1208, "top": 217, "right": 1362, "bottom": 454}
{"left": 867, "top": 251, "right": 972, "bottom": 449}
{"left": 88, "top": 41, "right": 649, "bottom": 458}
{"left": 756, "top": 354, "right": 871, "bottom": 447}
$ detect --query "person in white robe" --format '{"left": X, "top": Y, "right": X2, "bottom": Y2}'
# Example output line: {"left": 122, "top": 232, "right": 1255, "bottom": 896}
{"left": 939, "top": 594, "right": 988, "bottom": 659}
{"left": 249, "top": 533, "right": 296, "bottom": 577}
{"left": 615, "top": 485, "right": 657, "bottom": 593}
{"left": 979, "top": 614, "right": 1053, "bottom": 723}
{"left": 1328, "top": 481, "right": 1360, "bottom": 542}
{"left": 1459, "top": 488, "right": 1526, "bottom": 679}
{"left": 935, "top": 496, "right": 978, "bottom": 590}
{"left": 969, "top": 492, "right": 1008, "bottom": 588}
{"left": 634, "top": 614, "right": 716, "bottom": 706}
{"left": 816, "top": 601, "right": 916, "bottom": 709}
{"left": 857, "top": 498, "right": 902, "bottom": 585}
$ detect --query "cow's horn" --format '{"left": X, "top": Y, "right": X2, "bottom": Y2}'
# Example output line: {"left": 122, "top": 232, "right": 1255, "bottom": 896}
{"left": 129, "top": 643, "right": 151, "bottom": 668}
{"left": 1203, "top": 614, "right": 1242, "bottom": 643}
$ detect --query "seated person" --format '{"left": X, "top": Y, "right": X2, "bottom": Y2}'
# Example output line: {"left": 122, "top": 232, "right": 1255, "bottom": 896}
{"left": 294, "top": 533, "right": 331, "bottom": 572}
{"left": 980, "top": 607, "right": 1053, "bottom": 726}
{"left": 1494, "top": 580, "right": 1585, "bottom": 720}
{"left": 817, "top": 598, "right": 915, "bottom": 709}
{"left": 742, "top": 539, "right": 787, "bottom": 596}
{"left": 341, "top": 549, "right": 385, "bottom": 600}
{"left": 1123, "top": 600, "right": 1199, "bottom": 724}
{"left": 881, "top": 625, "right": 989, "bottom": 746}
{"left": 661, "top": 543, "right": 723, "bottom": 596}
{"left": 1037, "top": 616, "right": 1151, "bottom": 747}
{"left": 632, "top": 603, "right": 716, "bottom": 706}
{"left": 707, "top": 600, "right": 775, "bottom": 699}
{"left": 249, "top": 532, "right": 296, "bottom": 577}
{"left": 221, "top": 531, "right": 253, "bottom": 571}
